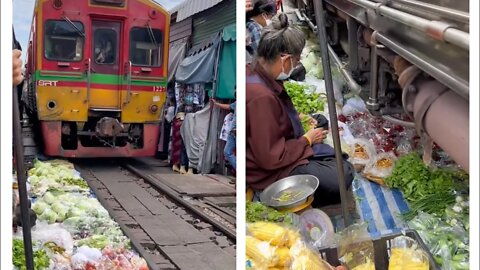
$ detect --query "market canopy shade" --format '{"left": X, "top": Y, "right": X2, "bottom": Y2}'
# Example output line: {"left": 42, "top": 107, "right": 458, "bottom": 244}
{"left": 168, "top": 41, "right": 188, "bottom": 83}
{"left": 175, "top": 35, "right": 220, "bottom": 84}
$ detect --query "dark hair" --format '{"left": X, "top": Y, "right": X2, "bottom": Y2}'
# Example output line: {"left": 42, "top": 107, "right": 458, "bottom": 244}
{"left": 246, "top": 0, "right": 276, "bottom": 20}
{"left": 256, "top": 13, "right": 306, "bottom": 62}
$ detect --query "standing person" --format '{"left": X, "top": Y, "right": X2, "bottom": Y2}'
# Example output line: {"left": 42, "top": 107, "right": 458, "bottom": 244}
{"left": 246, "top": 0, "right": 276, "bottom": 55}
{"left": 212, "top": 92, "right": 236, "bottom": 171}
{"left": 246, "top": 14, "right": 354, "bottom": 207}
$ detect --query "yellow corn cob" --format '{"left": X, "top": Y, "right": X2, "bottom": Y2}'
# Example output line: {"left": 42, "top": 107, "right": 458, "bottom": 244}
{"left": 352, "top": 261, "right": 375, "bottom": 270}
{"left": 275, "top": 247, "right": 292, "bottom": 267}
{"left": 246, "top": 236, "right": 279, "bottom": 267}
{"left": 287, "top": 229, "right": 302, "bottom": 248}
{"left": 248, "top": 222, "right": 289, "bottom": 247}
{"left": 290, "top": 243, "right": 334, "bottom": 270}
{"left": 291, "top": 254, "right": 333, "bottom": 270}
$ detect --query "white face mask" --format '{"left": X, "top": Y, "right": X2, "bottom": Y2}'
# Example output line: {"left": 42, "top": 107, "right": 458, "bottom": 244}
{"left": 263, "top": 14, "right": 272, "bottom": 26}
{"left": 276, "top": 56, "right": 294, "bottom": 80}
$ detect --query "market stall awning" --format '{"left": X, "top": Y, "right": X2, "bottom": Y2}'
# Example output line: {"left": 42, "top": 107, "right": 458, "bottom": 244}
{"left": 215, "top": 24, "right": 236, "bottom": 99}
{"left": 168, "top": 41, "right": 187, "bottom": 83}
{"left": 175, "top": 35, "right": 220, "bottom": 84}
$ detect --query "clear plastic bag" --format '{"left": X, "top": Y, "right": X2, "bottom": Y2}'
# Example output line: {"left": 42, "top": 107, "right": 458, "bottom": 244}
{"left": 362, "top": 152, "right": 397, "bottom": 185}
{"left": 31, "top": 222, "right": 74, "bottom": 255}
{"left": 342, "top": 97, "right": 367, "bottom": 116}
{"left": 337, "top": 223, "right": 375, "bottom": 270}
{"left": 388, "top": 236, "right": 429, "bottom": 270}
{"left": 290, "top": 241, "right": 336, "bottom": 270}
{"left": 348, "top": 139, "right": 377, "bottom": 172}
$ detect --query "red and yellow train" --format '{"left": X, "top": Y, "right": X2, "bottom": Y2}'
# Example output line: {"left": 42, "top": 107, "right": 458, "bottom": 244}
{"left": 24, "top": 0, "right": 170, "bottom": 157}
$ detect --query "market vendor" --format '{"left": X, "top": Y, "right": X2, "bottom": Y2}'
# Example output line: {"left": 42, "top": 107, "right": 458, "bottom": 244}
{"left": 246, "top": 13, "right": 355, "bottom": 207}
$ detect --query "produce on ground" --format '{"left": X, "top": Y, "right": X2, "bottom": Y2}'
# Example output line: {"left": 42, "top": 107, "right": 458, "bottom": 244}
{"left": 408, "top": 212, "right": 469, "bottom": 270}
{"left": 13, "top": 239, "right": 50, "bottom": 270}
{"left": 246, "top": 201, "right": 293, "bottom": 225}
{"left": 385, "top": 152, "right": 468, "bottom": 219}
{"left": 28, "top": 160, "right": 89, "bottom": 196}
{"left": 15, "top": 160, "right": 146, "bottom": 269}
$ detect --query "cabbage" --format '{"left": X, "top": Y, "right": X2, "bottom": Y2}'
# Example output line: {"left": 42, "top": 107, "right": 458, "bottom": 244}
{"left": 67, "top": 207, "right": 84, "bottom": 218}
{"left": 32, "top": 201, "right": 49, "bottom": 215}
{"left": 76, "top": 235, "right": 109, "bottom": 249}
{"left": 43, "top": 192, "right": 56, "bottom": 205}
{"left": 40, "top": 208, "right": 59, "bottom": 224}
{"left": 51, "top": 202, "right": 66, "bottom": 213}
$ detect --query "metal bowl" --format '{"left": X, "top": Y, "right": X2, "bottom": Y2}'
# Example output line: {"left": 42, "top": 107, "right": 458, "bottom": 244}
{"left": 260, "top": 175, "right": 319, "bottom": 210}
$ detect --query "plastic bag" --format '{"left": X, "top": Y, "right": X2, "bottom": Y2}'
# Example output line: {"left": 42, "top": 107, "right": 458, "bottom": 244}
{"left": 246, "top": 221, "right": 328, "bottom": 269}
{"left": 348, "top": 139, "right": 376, "bottom": 172}
{"left": 342, "top": 97, "right": 367, "bottom": 116}
{"left": 337, "top": 223, "right": 375, "bottom": 270}
{"left": 246, "top": 235, "right": 279, "bottom": 268}
{"left": 407, "top": 212, "right": 469, "bottom": 270}
{"left": 388, "top": 236, "right": 429, "bottom": 270}
{"left": 31, "top": 222, "right": 74, "bottom": 255}
{"left": 290, "top": 241, "right": 335, "bottom": 270}
{"left": 73, "top": 246, "right": 102, "bottom": 263}
{"left": 362, "top": 152, "right": 397, "bottom": 185}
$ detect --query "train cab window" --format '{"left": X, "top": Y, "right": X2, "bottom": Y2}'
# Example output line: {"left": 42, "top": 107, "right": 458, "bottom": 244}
{"left": 44, "top": 20, "right": 84, "bottom": 61}
{"left": 129, "top": 27, "right": 163, "bottom": 66}
{"left": 94, "top": 29, "right": 117, "bottom": 64}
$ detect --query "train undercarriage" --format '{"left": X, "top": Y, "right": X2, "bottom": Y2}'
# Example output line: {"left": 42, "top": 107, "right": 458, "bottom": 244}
{"left": 293, "top": 0, "right": 469, "bottom": 171}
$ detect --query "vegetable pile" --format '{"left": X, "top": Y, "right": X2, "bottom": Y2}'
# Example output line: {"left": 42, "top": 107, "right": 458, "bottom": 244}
{"left": 13, "top": 239, "right": 50, "bottom": 270}
{"left": 13, "top": 160, "right": 147, "bottom": 270}
{"left": 28, "top": 160, "right": 89, "bottom": 196}
{"left": 409, "top": 211, "right": 469, "bottom": 270}
{"left": 385, "top": 153, "right": 468, "bottom": 220}
{"left": 246, "top": 201, "right": 292, "bottom": 225}
{"left": 246, "top": 221, "right": 334, "bottom": 269}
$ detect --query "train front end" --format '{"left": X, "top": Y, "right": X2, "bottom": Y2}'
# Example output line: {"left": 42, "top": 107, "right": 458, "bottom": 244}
{"left": 26, "top": 0, "right": 170, "bottom": 157}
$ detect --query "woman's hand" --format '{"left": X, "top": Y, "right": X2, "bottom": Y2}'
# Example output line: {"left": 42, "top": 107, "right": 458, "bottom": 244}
{"left": 13, "top": 49, "right": 23, "bottom": 87}
{"left": 304, "top": 128, "right": 328, "bottom": 145}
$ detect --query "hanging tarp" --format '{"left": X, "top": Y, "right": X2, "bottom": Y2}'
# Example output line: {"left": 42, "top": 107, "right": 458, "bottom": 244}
{"left": 180, "top": 103, "right": 218, "bottom": 172}
{"left": 168, "top": 41, "right": 188, "bottom": 83}
{"left": 215, "top": 24, "right": 236, "bottom": 99}
{"left": 175, "top": 36, "right": 220, "bottom": 84}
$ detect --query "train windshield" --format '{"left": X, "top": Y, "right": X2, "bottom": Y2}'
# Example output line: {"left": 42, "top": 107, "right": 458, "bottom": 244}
{"left": 129, "top": 27, "right": 163, "bottom": 66}
{"left": 44, "top": 20, "right": 84, "bottom": 61}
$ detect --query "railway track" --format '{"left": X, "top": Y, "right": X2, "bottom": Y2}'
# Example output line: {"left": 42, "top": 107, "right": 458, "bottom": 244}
{"left": 20, "top": 116, "right": 236, "bottom": 270}
{"left": 75, "top": 159, "right": 236, "bottom": 270}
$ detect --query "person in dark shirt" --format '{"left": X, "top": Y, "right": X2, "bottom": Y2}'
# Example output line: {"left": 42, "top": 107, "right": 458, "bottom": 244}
{"left": 246, "top": 14, "right": 354, "bottom": 207}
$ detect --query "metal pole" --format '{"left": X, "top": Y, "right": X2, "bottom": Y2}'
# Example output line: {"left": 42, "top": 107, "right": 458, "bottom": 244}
{"left": 13, "top": 29, "right": 35, "bottom": 270}
{"left": 313, "top": 1, "right": 351, "bottom": 226}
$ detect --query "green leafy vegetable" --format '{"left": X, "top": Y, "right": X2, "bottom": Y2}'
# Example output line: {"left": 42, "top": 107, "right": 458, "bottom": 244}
{"left": 385, "top": 153, "right": 468, "bottom": 219}
{"left": 284, "top": 81, "right": 325, "bottom": 115}
{"left": 246, "top": 201, "right": 292, "bottom": 224}
{"left": 13, "top": 239, "right": 50, "bottom": 270}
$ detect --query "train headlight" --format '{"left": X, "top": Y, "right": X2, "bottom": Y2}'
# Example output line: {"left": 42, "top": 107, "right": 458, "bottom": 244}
{"left": 47, "top": 100, "right": 57, "bottom": 110}
{"left": 150, "top": 105, "right": 158, "bottom": 113}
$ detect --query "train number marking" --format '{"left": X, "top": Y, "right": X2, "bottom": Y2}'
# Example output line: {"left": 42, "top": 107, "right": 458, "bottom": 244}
{"left": 38, "top": 80, "right": 58, "bottom": 87}
{"left": 153, "top": 86, "right": 166, "bottom": 92}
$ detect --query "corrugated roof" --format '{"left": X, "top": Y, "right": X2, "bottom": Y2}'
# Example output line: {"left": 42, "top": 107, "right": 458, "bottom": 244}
{"left": 172, "top": 0, "right": 224, "bottom": 22}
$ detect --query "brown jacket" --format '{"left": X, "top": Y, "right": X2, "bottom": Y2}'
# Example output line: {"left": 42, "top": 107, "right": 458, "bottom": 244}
{"left": 246, "top": 64, "right": 313, "bottom": 190}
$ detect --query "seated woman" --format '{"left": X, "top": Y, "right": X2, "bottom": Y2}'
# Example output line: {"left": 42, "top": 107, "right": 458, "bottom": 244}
{"left": 246, "top": 13, "right": 354, "bottom": 207}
